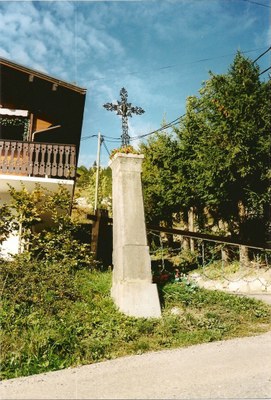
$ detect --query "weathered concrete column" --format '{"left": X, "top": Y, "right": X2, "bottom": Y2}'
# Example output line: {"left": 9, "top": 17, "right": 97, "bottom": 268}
{"left": 109, "top": 153, "right": 161, "bottom": 318}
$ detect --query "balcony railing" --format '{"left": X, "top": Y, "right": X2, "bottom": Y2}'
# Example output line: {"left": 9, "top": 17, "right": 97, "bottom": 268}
{"left": 0, "top": 140, "right": 76, "bottom": 179}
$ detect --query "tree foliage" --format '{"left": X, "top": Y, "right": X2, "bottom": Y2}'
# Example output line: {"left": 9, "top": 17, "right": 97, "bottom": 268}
{"left": 140, "top": 133, "right": 184, "bottom": 225}
{"left": 0, "top": 204, "right": 15, "bottom": 245}
{"left": 0, "top": 184, "right": 44, "bottom": 251}
{"left": 75, "top": 165, "right": 112, "bottom": 212}
{"left": 141, "top": 53, "right": 270, "bottom": 243}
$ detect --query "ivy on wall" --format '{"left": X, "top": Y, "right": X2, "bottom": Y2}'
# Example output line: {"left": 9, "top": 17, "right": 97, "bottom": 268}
{"left": 0, "top": 116, "right": 30, "bottom": 140}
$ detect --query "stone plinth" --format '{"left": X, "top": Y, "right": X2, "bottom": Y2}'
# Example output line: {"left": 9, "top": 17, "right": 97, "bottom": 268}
{"left": 109, "top": 153, "right": 161, "bottom": 318}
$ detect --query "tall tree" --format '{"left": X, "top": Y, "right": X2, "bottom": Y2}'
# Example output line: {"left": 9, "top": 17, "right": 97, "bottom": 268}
{"left": 176, "top": 52, "right": 271, "bottom": 244}
{"left": 140, "top": 52, "right": 270, "bottom": 256}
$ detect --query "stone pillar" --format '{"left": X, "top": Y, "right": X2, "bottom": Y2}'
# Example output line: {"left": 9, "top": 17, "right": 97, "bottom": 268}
{"left": 109, "top": 153, "right": 161, "bottom": 318}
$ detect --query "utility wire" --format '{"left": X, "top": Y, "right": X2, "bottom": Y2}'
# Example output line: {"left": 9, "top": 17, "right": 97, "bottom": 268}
{"left": 240, "top": 0, "right": 271, "bottom": 8}
{"left": 81, "top": 134, "right": 98, "bottom": 141}
{"left": 259, "top": 66, "right": 271, "bottom": 76}
{"left": 253, "top": 46, "right": 271, "bottom": 63}
{"left": 82, "top": 48, "right": 270, "bottom": 144}
{"left": 89, "top": 46, "right": 268, "bottom": 83}
{"left": 103, "top": 48, "right": 269, "bottom": 143}
{"left": 130, "top": 101, "right": 207, "bottom": 142}
{"left": 126, "top": 57, "right": 270, "bottom": 142}
{"left": 102, "top": 140, "right": 111, "bottom": 156}
{"left": 129, "top": 119, "right": 183, "bottom": 142}
{"left": 102, "top": 136, "right": 122, "bottom": 142}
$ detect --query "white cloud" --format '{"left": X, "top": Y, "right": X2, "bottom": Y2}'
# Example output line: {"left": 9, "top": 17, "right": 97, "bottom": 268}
{"left": 31, "top": 40, "right": 48, "bottom": 60}
{"left": 0, "top": 47, "right": 10, "bottom": 59}
{"left": 0, "top": 1, "right": 124, "bottom": 83}
{"left": 8, "top": 44, "right": 32, "bottom": 66}
{"left": 42, "top": 14, "right": 58, "bottom": 35}
{"left": 75, "top": 12, "right": 125, "bottom": 59}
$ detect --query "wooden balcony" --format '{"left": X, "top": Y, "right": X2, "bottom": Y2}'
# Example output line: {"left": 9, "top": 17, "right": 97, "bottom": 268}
{"left": 0, "top": 140, "right": 76, "bottom": 179}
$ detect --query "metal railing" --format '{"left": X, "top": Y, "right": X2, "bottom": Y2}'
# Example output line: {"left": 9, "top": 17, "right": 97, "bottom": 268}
{"left": 147, "top": 227, "right": 271, "bottom": 291}
{"left": 0, "top": 139, "right": 76, "bottom": 179}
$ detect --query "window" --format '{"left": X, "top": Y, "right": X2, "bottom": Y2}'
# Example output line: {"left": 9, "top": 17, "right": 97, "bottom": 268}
{"left": 0, "top": 109, "right": 29, "bottom": 141}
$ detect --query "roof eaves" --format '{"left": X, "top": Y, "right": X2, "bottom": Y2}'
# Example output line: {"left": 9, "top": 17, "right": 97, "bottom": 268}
{"left": 0, "top": 57, "right": 87, "bottom": 95}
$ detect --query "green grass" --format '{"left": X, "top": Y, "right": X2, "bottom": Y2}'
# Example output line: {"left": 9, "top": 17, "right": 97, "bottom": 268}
{"left": 1, "top": 261, "right": 271, "bottom": 380}
{"left": 192, "top": 260, "right": 240, "bottom": 280}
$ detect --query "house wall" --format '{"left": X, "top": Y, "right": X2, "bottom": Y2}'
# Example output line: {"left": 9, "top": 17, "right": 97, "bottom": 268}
{"left": 0, "top": 234, "right": 19, "bottom": 259}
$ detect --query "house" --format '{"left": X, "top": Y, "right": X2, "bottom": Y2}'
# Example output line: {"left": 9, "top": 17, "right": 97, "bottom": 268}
{"left": 0, "top": 58, "right": 86, "bottom": 256}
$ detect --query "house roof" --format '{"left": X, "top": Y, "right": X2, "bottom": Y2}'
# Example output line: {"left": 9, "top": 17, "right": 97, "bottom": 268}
{"left": 0, "top": 57, "right": 86, "bottom": 94}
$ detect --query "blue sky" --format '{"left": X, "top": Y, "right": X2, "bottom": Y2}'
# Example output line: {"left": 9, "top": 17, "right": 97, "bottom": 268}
{"left": 0, "top": 0, "right": 270, "bottom": 167}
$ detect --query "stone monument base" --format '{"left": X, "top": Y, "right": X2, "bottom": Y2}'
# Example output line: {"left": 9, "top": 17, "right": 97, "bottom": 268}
{"left": 110, "top": 153, "right": 161, "bottom": 319}
{"left": 111, "top": 281, "right": 161, "bottom": 318}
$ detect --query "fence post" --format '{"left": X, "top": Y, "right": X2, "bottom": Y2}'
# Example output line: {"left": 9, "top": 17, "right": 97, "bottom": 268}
{"left": 91, "top": 209, "right": 112, "bottom": 267}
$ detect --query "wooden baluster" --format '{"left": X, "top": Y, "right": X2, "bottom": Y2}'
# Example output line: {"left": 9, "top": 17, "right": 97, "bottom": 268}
{"left": 70, "top": 146, "right": 76, "bottom": 177}
{"left": 45, "top": 145, "right": 52, "bottom": 177}
{"left": 29, "top": 143, "right": 35, "bottom": 176}
{"left": 51, "top": 146, "right": 58, "bottom": 176}
{"left": 3, "top": 142, "right": 10, "bottom": 173}
{"left": 26, "top": 142, "right": 31, "bottom": 175}
{"left": 16, "top": 142, "right": 22, "bottom": 174}
{"left": 0, "top": 141, "right": 4, "bottom": 173}
{"left": 57, "top": 145, "right": 64, "bottom": 177}
{"left": 39, "top": 144, "right": 47, "bottom": 177}
{"left": 21, "top": 143, "right": 29, "bottom": 174}
{"left": 64, "top": 146, "right": 71, "bottom": 177}
{"left": 10, "top": 142, "right": 16, "bottom": 173}
{"left": 33, "top": 144, "right": 40, "bottom": 176}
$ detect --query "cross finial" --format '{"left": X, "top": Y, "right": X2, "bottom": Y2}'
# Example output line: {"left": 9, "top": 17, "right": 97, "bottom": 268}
{"left": 103, "top": 87, "right": 145, "bottom": 147}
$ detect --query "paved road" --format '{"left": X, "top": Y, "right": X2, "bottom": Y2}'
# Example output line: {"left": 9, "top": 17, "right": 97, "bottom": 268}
{"left": 1, "top": 330, "right": 271, "bottom": 400}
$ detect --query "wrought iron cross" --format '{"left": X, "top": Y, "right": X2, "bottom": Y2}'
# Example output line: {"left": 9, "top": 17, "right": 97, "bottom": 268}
{"left": 103, "top": 87, "right": 145, "bottom": 147}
